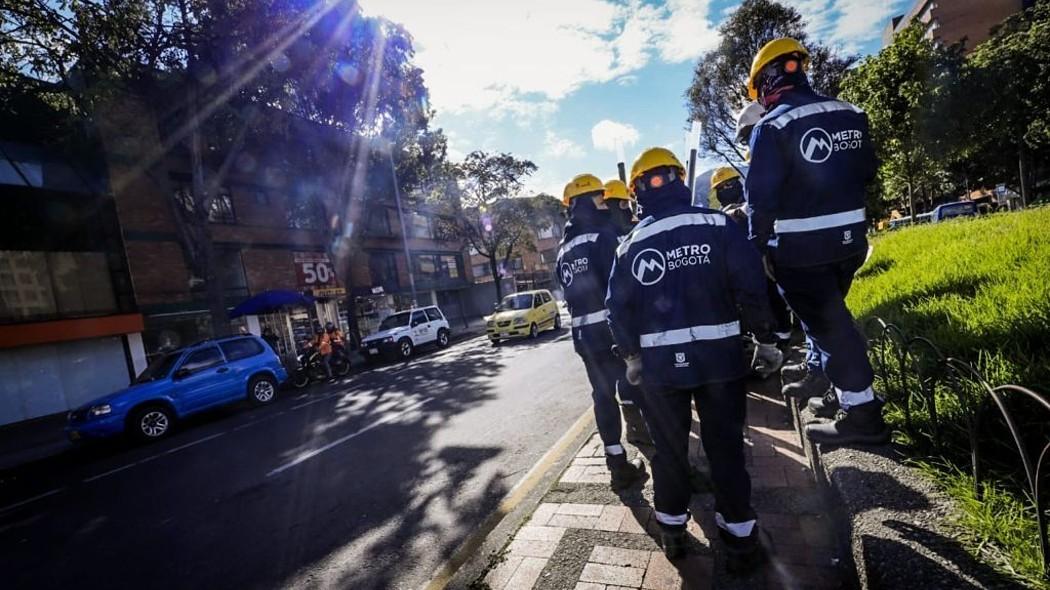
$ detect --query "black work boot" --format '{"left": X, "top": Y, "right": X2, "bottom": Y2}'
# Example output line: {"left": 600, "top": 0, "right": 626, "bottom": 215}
{"left": 606, "top": 453, "right": 646, "bottom": 490}
{"left": 806, "top": 388, "right": 839, "bottom": 419}
{"left": 720, "top": 527, "right": 767, "bottom": 575}
{"left": 805, "top": 400, "right": 891, "bottom": 446}
{"left": 621, "top": 404, "right": 654, "bottom": 447}
{"left": 780, "top": 361, "right": 809, "bottom": 383}
{"left": 659, "top": 523, "right": 688, "bottom": 559}
{"left": 782, "top": 370, "right": 830, "bottom": 399}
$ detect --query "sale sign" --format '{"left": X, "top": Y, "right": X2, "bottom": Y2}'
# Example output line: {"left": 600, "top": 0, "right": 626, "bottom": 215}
{"left": 294, "top": 252, "right": 338, "bottom": 288}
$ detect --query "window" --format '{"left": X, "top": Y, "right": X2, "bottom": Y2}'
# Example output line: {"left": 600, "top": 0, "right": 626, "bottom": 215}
{"left": 472, "top": 263, "right": 491, "bottom": 277}
{"left": 510, "top": 257, "right": 524, "bottom": 271}
{"left": 287, "top": 194, "right": 325, "bottom": 230}
{"left": 540, "top": 291, "right": 552, "bottom": 304}
{"left": 0, "top": 250, "right": 117, "bottom": 322}
{"left": 369, "top": 252, "right": 399, "bottom": 286}
{"left": 539, "top": 249, "right": 557, "bottom": 264}
{"left": 409, "top": 213, "right": 433, "bottom": 238}
{"left": 410, "top": 311, "right": 426, "bottom": 326}
{"left": 366, "top": 208, "right": 392, "bottom": 236}
{"left": 220, "top": 338, "right": 264, "bottom": 362}
{"left": 442, "top": 255, "right": 460, "bottom": 278}
{"left": 181, "top": 347, "right": 224, "bottom": 373}
{"left": 208, "top": 191, "right": 237, "bottom": 224}
{"left": 425, "top": 307, "right": 443, "bottom": 322}
{"left": 212, "top": 249, "right": 248, "bottom": 297}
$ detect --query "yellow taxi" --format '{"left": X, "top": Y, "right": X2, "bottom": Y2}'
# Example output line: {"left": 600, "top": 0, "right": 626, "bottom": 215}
{"left": 485, "top": 289, "right": 562, "bottom": 345}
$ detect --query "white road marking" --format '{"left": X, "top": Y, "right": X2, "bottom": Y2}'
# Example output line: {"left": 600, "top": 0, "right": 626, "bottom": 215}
{"left": 83, "top": 432, "right": 226, "bottom": 483}
{"left": 266, "top": 397, "right": 433, "bottom": 478}
{"left": 0, "top": 488, "right": 64, "bottom": 514}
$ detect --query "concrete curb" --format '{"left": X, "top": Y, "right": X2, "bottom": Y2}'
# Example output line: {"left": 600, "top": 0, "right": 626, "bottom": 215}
{"left": 793, "top": 403, "right": 1026, "bottom": 589}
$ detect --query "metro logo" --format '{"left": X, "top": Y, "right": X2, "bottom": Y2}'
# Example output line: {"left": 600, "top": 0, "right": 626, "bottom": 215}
{"left": 800, "top": 127, "right": 864, "bottom": 163}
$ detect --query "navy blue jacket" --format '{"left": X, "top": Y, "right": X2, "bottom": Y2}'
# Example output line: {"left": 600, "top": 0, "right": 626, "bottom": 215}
{"left": 606, "top": 196, "right": 774, "bottom": 389}
{"left": 556, "top": 208, "right": 620, "bottom": 358}
{"left": 746, "top": 87, "right": 877, "bottom": 268}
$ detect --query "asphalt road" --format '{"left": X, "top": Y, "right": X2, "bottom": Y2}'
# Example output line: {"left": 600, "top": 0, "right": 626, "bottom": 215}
{"left": 0, "top": 323, "right": 592, "bottom": 590}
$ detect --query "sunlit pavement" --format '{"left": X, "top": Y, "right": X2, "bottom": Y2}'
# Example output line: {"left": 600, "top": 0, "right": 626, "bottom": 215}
{"left": 0, "top": 324, "right": 590, "bottom": 590}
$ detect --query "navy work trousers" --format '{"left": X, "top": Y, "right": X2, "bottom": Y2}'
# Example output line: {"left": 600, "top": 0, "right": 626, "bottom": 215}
{"left": 775, "top": 253, "right": 873, "bottom": 392}
{"left": 643, "top": 378, "right": 755, "bottom": 528}
{"left": 581, "top": 351, "right": 641, "bottom": 449}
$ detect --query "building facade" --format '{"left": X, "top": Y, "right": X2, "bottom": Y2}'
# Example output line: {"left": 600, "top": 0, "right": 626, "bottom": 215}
{"left": 0, "top": 141, "right": 143, "bottom": 427}
{"left": 468, "top": 223, "right": 562, "bottom": 297}
{"left": 883, "top": 0, "right": 1031, "bottom": 52}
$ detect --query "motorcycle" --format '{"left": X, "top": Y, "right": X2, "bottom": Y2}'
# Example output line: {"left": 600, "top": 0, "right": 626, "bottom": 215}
{"left": 291, "top": 342, "right": 351, "bottom": 389}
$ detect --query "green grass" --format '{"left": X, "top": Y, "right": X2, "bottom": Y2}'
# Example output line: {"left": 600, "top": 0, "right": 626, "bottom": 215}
{"left": 846, "top": 207, "right": 1050, "bottom": 587}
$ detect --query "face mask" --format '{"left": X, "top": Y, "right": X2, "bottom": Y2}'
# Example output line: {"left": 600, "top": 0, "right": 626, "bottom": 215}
{"left": 607, "top": 204, "right": 633, "bottom": 231}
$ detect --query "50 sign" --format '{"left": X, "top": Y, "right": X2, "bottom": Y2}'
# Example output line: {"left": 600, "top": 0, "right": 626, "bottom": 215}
{"left": 294, "top": 252, "right": 337, "bottom": 288}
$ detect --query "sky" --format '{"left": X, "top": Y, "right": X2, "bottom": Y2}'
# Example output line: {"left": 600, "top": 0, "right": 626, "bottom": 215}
{"left": 357, "top": 0, "right": 911, "bottom": 197}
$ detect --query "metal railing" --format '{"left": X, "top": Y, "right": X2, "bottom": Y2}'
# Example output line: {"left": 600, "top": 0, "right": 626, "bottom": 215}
{"left": 864, "top": 317, "right": 1050, "bottom": 579}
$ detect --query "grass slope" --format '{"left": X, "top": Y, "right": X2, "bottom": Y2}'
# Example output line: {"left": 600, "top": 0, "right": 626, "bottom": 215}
{"left": 846, "top": 207, "right": 1050, "bottom": 588}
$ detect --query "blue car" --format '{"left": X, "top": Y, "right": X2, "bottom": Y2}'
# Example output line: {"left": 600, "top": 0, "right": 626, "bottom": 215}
{"left": 67, "top": 335, "right": 288, "bottom": 442}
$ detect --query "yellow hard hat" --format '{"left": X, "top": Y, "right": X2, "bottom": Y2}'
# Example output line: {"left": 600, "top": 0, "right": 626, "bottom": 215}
{"left": 603, "top": 179, "right": 632, "bottom": 201}
{"left": 629, "top": 147, "right": 685, "bottom": 188}
{"left": 747, "top": 38, "right": 809, "bottom": 100}
{"left": 710, "top": 167, "right": 742, "bottom": 190}
{"left": 562, "top": 173, "right": 605, "bottom": 206}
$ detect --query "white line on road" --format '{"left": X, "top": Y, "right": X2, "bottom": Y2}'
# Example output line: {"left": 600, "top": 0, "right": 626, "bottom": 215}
{"left": 83, "top": 432, "right": 226, "bottom": 483}
{"left": 266, "top": 397, "right": 433, "bottom": 478}
{"left": 0, "top": 487, "right": 65, "bottom": 514}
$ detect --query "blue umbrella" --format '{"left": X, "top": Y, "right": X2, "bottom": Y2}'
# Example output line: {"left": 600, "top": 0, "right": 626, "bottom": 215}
{"left": 229, "top": 290, "right": 315, "bottom": 318}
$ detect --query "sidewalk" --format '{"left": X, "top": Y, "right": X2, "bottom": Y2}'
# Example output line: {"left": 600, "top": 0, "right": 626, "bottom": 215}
{"left": 0, "top": 413, "right": 71, "bottom": 472}
{"left": 476, "top": 377, "right": 850, "bottom": 590}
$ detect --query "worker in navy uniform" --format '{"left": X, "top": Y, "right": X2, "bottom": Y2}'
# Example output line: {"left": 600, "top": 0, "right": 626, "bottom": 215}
{"left": 606, "top": 147, "right": 782, "bottom": 570}
{"left": 556, "top": 173, "right": 649, "bottom": 489}
{"left": 744, "top": 38, "right": 888, "bottom": 445}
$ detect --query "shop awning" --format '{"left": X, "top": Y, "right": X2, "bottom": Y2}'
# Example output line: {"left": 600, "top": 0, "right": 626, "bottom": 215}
{"left": 229, "top": 290, "right": 315, "bottom": 318}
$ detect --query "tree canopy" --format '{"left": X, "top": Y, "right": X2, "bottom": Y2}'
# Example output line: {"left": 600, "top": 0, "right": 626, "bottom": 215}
{"left": 685, "top": 0, "right": 855, "bottom": 165}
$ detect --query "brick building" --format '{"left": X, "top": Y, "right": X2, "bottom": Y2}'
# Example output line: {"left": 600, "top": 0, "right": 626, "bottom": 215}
{"left": 95, "top": 96, "right": 478, "bottom": 361}
{"left": 469, "top": 222, "right": 562, "bottom": 296}
{"left": 883, "top": 0, "right": 1032, "bottom": 52}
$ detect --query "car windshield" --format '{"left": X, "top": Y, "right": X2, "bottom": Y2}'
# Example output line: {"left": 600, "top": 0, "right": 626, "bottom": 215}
{"left": 501, "top": 294, "right": 534, "bottom": 311}
{"left": 134, "top": 353, "right": 181, "bottom": 384}
{"left": 379, "top": 312, "right": 411, "bottom": 331}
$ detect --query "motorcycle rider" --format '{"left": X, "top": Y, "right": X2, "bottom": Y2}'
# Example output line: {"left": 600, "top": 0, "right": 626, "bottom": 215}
{"left": 556, "top": 173, "right": 649, "bottom": 490}
{"left": 744, "top": 38, "right": 887, "bottom": 445}
{"left": 606, "top": 147, "right": 782, "bottom": 568}
{"left": 313, "top": 325, "right": 334, "bottom": 381}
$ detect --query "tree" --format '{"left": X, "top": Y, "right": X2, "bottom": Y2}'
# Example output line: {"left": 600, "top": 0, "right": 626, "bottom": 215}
{"left": 1, "top": 0, "right": 431, "bottom": 335}
{"left": 839, "top": 24, "right": 966, "bottom": 217}
{"left": 685, "top": 0, "right": 856, "bottom": 166}
{"left": 428, "top": 151, "right": 537, "bottom": 301}
{"left": 967, "top": 1, "right": 1050, "bottom": 206}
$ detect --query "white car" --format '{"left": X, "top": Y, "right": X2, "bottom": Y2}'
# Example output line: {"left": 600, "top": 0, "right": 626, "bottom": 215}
{"left": 361, "top": 306, "right": 452, "bottom": 361}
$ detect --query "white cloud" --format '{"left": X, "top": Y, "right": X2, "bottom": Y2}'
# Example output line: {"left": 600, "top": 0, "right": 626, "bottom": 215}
{"left": 782, "top": 0, "right": 906, "bottom": 51}
{"left": 591, "top": 120, "right": 640, "bottom": 155}
{"left": 544, "top": 131, "right": 585, "bottom": 159}
{"left": 360, "top": 0, "right": 719, "bottom": 116}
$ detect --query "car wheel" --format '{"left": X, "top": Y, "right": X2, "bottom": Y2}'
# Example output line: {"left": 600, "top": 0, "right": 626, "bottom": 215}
{"left": 529, "top": 323, "right": 539, "bottom": 339}
{"left": 249, "top": 375, "right": 278, "bottom": 405}
{"left": 554, "top": 314, "right": 562, "bottom": 330}
{"left": 437, "top": 328, "right": 450, "bottom": 348}
{"left": 129, "top": 405, "right": 173, "bottom": 442}
{"left": 398, "top": 338, "right": 414, "bottom": 359}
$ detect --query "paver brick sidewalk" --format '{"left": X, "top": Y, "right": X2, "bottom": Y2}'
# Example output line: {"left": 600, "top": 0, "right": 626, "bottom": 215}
{"left": 477, "top": 378, "right": 851, "bottom": 590}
